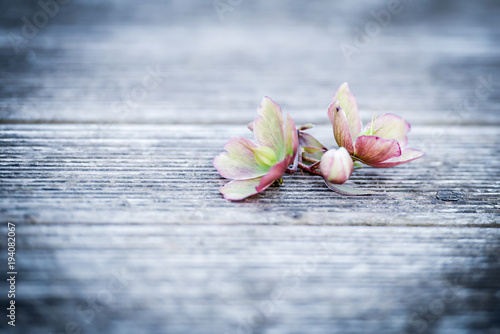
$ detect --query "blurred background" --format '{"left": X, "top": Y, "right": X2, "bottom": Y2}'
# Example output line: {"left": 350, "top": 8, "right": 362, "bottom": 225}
{"left": 1, "top": 0, "right": 499, "bottom": 126}
{"left": 1, "top": 1, "right": 500, "bottom": 334}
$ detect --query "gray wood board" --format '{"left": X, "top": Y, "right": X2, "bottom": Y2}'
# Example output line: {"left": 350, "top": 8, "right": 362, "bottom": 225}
{"left": 0, "top": 124, "right": 498, "bottom": 225}
{"left": 1, "top": 224, "right": 499, "bottom": 334}
{"left": 1, "top": 1, "right": 500, "bottom": 334}
{"left": 1, "top": 2, "right": 499, "bottom": 126}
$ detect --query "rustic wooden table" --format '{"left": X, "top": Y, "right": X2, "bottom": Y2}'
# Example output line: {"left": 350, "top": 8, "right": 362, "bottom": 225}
{"left": 1, "top": 1, "right": 499, "bottom": 333}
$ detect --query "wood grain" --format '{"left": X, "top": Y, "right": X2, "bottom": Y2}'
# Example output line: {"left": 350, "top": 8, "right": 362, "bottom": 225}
{"left": 0, "top": 0, "right": 499, "bottom": 333}
{"left": 1, "top": 124, "right": 499, "bottom": 225}
{"left": 5, "top": 224, "right": 500, "bottom": 334}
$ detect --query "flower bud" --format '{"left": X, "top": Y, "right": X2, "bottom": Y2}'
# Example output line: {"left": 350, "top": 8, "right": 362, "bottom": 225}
{"left": 320, "top": 147, "right": 353, "bottom": 184}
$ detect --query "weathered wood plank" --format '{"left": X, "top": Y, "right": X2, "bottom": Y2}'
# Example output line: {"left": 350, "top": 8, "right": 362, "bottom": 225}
{"left": 1, "top": 2, "right": 499, "bottom": 126}
{"left": 0, "top": 124, "right": 499, "bottom": 225}
{"left": 1, "top": 1, "right": 500, "bottom": 334}
{"left": 2, "top": 224, "right": 499, "bottom": 334}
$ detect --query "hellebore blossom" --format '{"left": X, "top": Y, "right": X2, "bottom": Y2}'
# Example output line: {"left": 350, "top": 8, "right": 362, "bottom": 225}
{"left": 213, "top": 83, "right": 425, "bottom": 200}
{"left": 213, "top": 97, "right": 299, "bottom": 201}
{"left": 328, "top": 83, "right": 424, "bottom": 167}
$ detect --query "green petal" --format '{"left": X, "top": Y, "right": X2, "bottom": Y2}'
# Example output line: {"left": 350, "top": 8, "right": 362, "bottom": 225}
{"left": 284, "top": 114, "right": 299, "bottom": 160}
{"left": 219, "top": 178, "right": 266, "bottom": 201}
{"left": 213, "top": 137, "right": 269, "bottom": 180}
{"left": 253, "top": 97, "right": 285, "bottom": 156}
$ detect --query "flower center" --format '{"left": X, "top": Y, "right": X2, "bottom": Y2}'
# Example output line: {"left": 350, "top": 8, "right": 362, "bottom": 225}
{"left": 253, "top": 146, "right": 278, "bottom": 167}
{"left": 358, "top": 111, "right": 378, "bottom": 137}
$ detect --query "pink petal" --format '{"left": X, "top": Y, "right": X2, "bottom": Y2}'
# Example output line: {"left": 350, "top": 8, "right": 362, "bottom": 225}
{"left": 365, "top": 113, "right": 411, "bottom": 149}
{"left": 333, "top": 83, "right": 363, "bottom": 137}
{"left": 256, "top": 159, "right": 289, "bottom": 192}
{"left": 299, "top": 131, "right": 328, "bottom": 161}
{"left": 327, "top": 101, "right": 355, "bottom": 154}
{"left": 247, "top": 121, "right": 254, "bottom": 132}
{"left": 253, "top": 97, "right": 285, "bottom": 155}
{"left": 213, "top": 137, "right": 269, "bottom": 180}
{"left": 354, "top": 135, "right": 401, "bottom": 165}
{"left": 367, "top": 148, "right": 425, "bottom": 168}
{"left": 220, "top": 155, "right": 290, "bottom": 201}
{"left": 284, "top": 114, "right": 299, "bottom": 161}
{"left": 298, "top": 132, "right": 327, "bottom": 151}
{"left": 219, "top": 178, "right": 264, "bottom": 201}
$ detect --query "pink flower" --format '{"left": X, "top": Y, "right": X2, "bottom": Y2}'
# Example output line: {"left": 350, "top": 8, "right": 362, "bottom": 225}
{"left": 213, "top": 97, "right": 299, "bottom": 201}
{"left": 328, "top": 83, "right": 424, "bottom": 167}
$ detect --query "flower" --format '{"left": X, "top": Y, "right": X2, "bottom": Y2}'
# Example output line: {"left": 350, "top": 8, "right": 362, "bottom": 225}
{"left": 328, "top": 83, "right": 424, "bottom": 167}
{"left": 213, "top": 97, "right": 299, "bottom": 201}
{"left": 320, "top": 147, "right": 353, "bottom": 184}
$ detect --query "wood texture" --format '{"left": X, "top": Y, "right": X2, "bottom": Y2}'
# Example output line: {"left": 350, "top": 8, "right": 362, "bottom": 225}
{"left": 0, "top": 124, "right": 499, "bottom": 225}
{"left": 0, "top": 1, "right": 499, "bottom": 333}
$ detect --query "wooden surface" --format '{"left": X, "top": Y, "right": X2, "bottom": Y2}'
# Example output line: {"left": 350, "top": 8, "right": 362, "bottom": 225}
{"left": 1, "top": 1, "right": 499, "bottom": 333}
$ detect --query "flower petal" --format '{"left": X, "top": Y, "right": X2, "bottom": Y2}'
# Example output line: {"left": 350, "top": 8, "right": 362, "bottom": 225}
{"left": 327, "top": 101, "right": 355, "bottom": 154}
{"left": 302, "top": 146, "right": 325, "bottom": 154}
{"left": 367, "top": 148, "right": 425, "bottom": 168}
{"left": 299, "top": 131, "right": 327, "bottom": 160}
{"left": 213, "top": 137, "right": 269, "bottom": 180}
{"left": 253, "top": 97, "right": 285, "bottom": 155}
{"left": 247, "top": 121, "right": 254, "bottom": 132}
{"left": 219, "top": 178, "right": 264, "bottom": 201}
{"left": 333, "top": 82, "right": 363, "bottom": 137}
{"left": 256, "top": 159, "right": 289, "bottom": 192}
{"left": 354, "top": 135, "right": 401, "bottom": 165}
{"left": 324, "top": 180, "right": 375, "bottom": 196}
{"left": 284, "top": 114, "right": 299, "bottom": 161}
{"left": 366, "top": 113, "right": 411, "bottom": 149}
{"left": 298, "top": 131, "right": 327, "bottom": 151}
{"left": 298, "top": 123, "right": 314, "bottom": 131}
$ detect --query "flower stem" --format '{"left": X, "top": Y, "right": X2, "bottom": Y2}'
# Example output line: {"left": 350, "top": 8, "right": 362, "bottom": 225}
{"left": 302, "top": 156, "right": 320, "bottom": 164}
{"left": 285, "top": 154, "right": 300, "bottom": 174}
{"left": 309, "top": 161, "right": 321, "bottom": 169}
{"left": 298, "top": 162, "right": 322, "bottom": 176}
